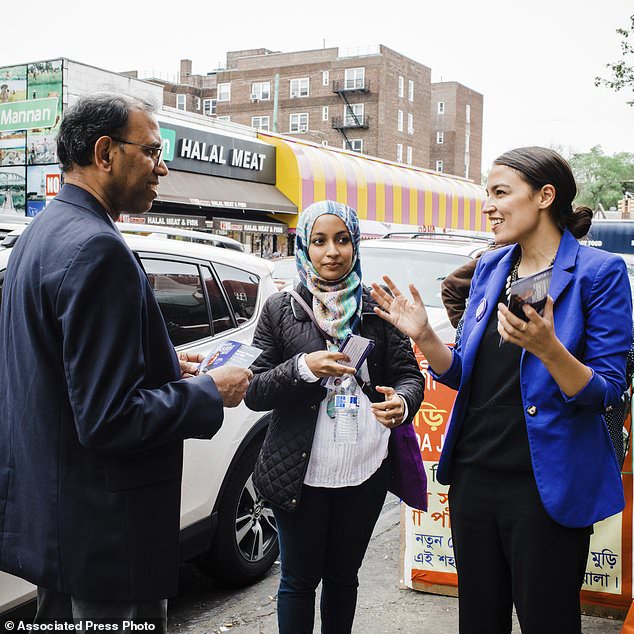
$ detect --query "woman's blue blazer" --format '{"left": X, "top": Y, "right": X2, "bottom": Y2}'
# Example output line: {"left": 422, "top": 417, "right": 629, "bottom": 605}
{"left": 432, "top": 229, "right": 633, "bottom": 528}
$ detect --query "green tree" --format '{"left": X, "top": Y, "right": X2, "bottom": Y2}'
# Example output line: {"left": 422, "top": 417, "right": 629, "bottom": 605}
{"left": 569, "top": 146, "right": 634, "bottom": 209}
{"left": 595, "top": 14, "right": 634, "bottom": 106}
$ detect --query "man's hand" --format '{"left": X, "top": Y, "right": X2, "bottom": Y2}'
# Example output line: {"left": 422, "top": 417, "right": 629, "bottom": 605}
{"left": 207, "top": 365, "right": 253, "bottom": 408}
{"left": 178, "top": 351, "right": 204, "bottom": 378}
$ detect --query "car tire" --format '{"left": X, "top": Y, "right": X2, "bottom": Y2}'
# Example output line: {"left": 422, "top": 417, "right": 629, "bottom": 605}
{"left": 197, "top": 437, "right": 279, "bottom": 586}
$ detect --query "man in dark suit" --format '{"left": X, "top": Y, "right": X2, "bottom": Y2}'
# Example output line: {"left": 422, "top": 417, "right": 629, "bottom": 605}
{"left": 0, "top": 94, "right": 252, "bottom": 628}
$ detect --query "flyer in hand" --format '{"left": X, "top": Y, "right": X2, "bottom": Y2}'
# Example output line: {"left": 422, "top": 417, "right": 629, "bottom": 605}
{"left": 198, "top": 340, "right": 262, "bottom": 373}
{"left": 508, "top": 266, "right": 553, "bottom": 322}
{"left": 321, "top": 334, "right": 375, "bottom": 389}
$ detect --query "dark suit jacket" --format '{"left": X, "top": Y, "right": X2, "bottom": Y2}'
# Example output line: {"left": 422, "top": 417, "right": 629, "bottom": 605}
{"left": 0, "top": 185, "right": 224, "bottom": 600}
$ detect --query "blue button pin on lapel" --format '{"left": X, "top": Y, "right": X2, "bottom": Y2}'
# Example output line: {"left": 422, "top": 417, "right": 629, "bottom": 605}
{"left": 475, "top": 298, "right": 487, "bottom": 322}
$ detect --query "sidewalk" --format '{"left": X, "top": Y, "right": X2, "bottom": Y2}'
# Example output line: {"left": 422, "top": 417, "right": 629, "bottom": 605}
{"left": 169, "top": 495, "right": 624, "bottom": 633}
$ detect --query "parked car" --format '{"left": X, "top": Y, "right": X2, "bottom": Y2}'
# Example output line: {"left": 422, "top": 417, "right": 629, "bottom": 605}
{"left": 115, "top": 222, "right": 245, "bottom": 251}
{"left": 0, "top": 231, "right": 278, "bottom": 617}
{"left": 271, "top": 255, "right": 297, "bottom": 291}
{"left": 359, "top": 231, "right": 492, "bottom": 343}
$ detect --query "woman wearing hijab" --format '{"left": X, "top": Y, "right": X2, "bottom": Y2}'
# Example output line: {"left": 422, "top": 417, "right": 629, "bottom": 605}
{"left": 245, "top": 200, "right": 425, "bottom": 634}
{"left": 370, "top": 147, "right": 633, "bottom": 633}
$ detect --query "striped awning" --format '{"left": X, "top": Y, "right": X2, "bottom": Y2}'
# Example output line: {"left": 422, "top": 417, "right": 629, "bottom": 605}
{"left": 258, "top": 133, "right": 487, "bottom": 231}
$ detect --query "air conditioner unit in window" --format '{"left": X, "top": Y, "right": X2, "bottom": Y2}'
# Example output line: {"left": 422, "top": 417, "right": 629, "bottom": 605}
{"left": 290, "top": 92, "right": 298, "bottom": 98}
{"left": 299, "top": 126, "right": 308, "bottom": 133}
{"left": 250, "top": 93, "right": 259, "bottom": 101}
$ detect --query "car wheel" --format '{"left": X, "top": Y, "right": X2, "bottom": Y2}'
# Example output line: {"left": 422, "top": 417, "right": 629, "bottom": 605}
{"left": 198, "top": 438, "right": 279, "bottom": 586}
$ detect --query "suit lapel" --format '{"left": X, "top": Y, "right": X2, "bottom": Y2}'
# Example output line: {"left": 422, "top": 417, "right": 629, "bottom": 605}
{"left": 548, "top": 230, "right": 577, "bottom": 304}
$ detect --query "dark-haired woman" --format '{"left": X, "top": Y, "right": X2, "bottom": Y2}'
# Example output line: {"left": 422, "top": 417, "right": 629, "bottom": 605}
{"left": 245, "top": 200, "right": 425, "bottom": 634}
{"left": 371, "top": 147, "right": 633, "bottom": 633}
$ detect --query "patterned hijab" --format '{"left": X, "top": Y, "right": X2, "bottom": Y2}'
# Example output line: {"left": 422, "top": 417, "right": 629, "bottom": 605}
{"left": 295, "top": 200, "right": 362, "bottom": 342}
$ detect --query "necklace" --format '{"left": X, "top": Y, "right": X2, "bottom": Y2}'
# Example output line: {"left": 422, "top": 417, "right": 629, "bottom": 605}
{"left": 505, "top": 253, "right": 556, "bottom": 302}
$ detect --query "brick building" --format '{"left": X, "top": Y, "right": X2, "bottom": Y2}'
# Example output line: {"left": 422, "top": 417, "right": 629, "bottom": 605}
{"left": 134, "top": 46, "right": 482, "bottom": 180}
{"left": 429, "top": 81, "right": 483, "bottom": 183}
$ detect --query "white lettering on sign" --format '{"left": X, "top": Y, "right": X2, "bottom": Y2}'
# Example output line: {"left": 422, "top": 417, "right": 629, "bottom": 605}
{"left": 0, "top": 106, "right": 51, "bottom": 127}
{"left": 178, "top": 139, "right": 228, "bottom": 164}
{"left": 178, "top": 137, "right": 277, "bottom": 169}
{"left": 45, "top": 174, "right": 61, "bottom": 197}
{"left": 230, "top": 148, "right": 266, "bottom": 170}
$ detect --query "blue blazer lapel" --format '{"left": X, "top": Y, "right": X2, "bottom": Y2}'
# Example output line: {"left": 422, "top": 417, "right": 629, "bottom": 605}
{"left": 548, "top": 230, "right": 577, "bottom": 304}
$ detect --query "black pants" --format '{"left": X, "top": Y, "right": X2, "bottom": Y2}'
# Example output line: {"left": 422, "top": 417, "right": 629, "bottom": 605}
{"left": 448, "top": 467, "right": 591, "bottom": 634}
{"left": 273, "top": 459, "right": 390, "bottom": 634}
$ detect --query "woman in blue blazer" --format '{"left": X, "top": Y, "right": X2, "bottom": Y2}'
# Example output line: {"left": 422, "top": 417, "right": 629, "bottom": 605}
{"left": 371, "top": 147, "right": 633, "bottom": 634}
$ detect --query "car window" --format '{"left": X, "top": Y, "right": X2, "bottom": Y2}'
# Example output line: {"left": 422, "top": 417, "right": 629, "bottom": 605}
{"left": 201, "top": 265, "right": 235, "bottom": 335}
{"left": 141, "top": 258, "right": 212, "bottom": 346}
{"left": 360, "top": 247, "right": 471, "bottom": 308}
{"left": 214, "top": 263, "right": 260, "bottom": 325}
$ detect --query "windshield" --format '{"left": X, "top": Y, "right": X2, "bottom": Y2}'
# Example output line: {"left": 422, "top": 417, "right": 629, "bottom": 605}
{"left": 360, "top": 247, "right": 471, "bottom": 308}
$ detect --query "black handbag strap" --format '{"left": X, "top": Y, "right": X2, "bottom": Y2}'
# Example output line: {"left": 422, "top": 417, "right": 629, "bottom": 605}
{"left": 287, "top": 289, "right": 335, "bottom": 344}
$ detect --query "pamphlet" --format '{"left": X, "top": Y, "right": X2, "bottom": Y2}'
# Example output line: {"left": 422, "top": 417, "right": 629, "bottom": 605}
{"left": 321, "top": 334, "right": 375, "bottom": 389}
{"left": 198, "top": 340, "right": 262, "bottom": 373}
{"left": 507, "top": 266, "right": 553, "bottom": 321}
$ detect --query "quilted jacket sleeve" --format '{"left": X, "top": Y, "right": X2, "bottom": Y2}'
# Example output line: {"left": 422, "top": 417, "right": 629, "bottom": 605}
{"left": 245, "top": 294, "right": 324, "bottom": 411}
{"left": 380, "top": 322, "right": 425, "bottom": 426}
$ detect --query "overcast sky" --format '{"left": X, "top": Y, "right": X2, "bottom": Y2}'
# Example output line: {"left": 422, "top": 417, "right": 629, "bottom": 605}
{"left": 3, "top": 0, "right": 632, "bottom": 173}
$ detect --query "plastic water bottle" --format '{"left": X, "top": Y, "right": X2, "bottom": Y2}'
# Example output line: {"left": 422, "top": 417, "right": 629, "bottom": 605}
{"left": 333, "top": 375, "right": 359, "bottom": 443}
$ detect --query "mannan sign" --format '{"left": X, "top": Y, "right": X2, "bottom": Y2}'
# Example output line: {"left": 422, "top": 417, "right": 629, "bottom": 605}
{"left": 0, "top": 97, "right": 59, "bottom": 132}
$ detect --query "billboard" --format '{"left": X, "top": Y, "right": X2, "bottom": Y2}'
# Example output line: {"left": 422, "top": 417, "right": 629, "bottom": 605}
{"left": 0, "top": 59, "right": 62, "bottom": 216}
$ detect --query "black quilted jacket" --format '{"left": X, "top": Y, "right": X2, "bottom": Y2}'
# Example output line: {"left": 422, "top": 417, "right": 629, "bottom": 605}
{"left": 245, "top": 284, "right": 425, "bottom": 512}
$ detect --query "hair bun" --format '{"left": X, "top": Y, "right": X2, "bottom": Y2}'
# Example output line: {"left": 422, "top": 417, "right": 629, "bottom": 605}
{"left": 569, "top": 205, "right": 593, "bottom": 239}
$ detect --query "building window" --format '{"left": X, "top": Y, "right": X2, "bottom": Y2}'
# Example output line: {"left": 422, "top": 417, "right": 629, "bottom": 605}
{"left": 176, "top": 94, "right": 186, "bottom": 111}
{"left": 408, "top": 80, "right": 414, "bottom": 102}
{"left": 346, "top": 139, "right": 363, "bottom": 153}
{"left": 195, "top": 97, "right": 201, "bottom": 111}
{"left": 322, "top": 140, "right": 329, "bottom": 147}
{"left": 344, "top": 103, "right": 364, "bottom": 126}
{"left": 322, "top": 70, "right": 330, "bottom": 86}
{"left": 406, "top": 146, "right": 412, "bottom": 165}
{"left": 217, "top": 115, "right": 231, "bottom": 123}
{"left": 203, "top": 99, "right": 216, "bottom": 115}
{"left": 290, "top": 78, "right": 309, "bottom": 98}
{"left": 289, "top": 113, "right": 309, "bottom": 132}
{"left": 322, "top": 106, "right": 329, "bottom": 121}
{"left": 252, "top": 116, "right": 270, "bottom": 131}
{"left": 217, "top": 83, "right": 231, "bottom": 102}
{"left": 466, "top": 104, "right": 471, "bottom": 123}
{"left": 407, "top": 113, "right": 414, "bottom": 135}
{"left": 344, "top": 67, "right": 365, "bottom": 90}
{"left": 398, "top": 75, "right": 404, "bottom": 98}
{"left": 436, "top": 160, "right": 443, "bottom": 173}
{"left": 251, "top": 81, "right": 271, "bottom": 101}
{"left": 436, "top": 131, "right": 444, "bottom": 144}
{"left": 397, "top": 143, "right": 403, "bottom": 163}
{"left": 397, "top": 110, "right": 403, "bottom": 132}
{"left": 437, "top": 101, "right": 445, "bottom": 114}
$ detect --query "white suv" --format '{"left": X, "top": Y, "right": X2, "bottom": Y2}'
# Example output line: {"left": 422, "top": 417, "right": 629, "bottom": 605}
{"left": 0, "top": 232, "right": 278, "bottom": 617}
{"left": 359, "top": 231, "right": 492, "bottom": 342}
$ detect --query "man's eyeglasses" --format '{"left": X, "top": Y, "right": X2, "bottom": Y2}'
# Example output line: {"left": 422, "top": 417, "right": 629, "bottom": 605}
{"left": 110, "top": 137, "right": 164, "bottom": 165}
